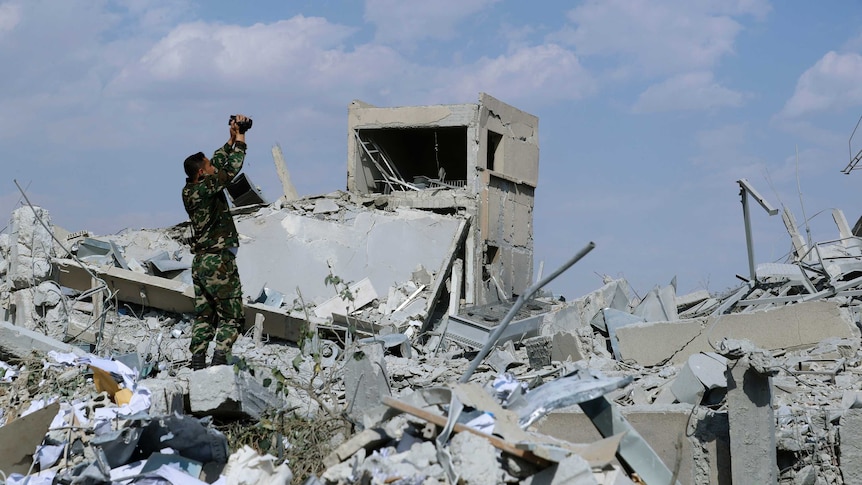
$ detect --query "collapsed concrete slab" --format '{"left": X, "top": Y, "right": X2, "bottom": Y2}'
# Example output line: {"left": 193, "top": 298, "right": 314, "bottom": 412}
{"left": 234, "top": 203, "right": 468, "bottom": 326}
{"left": 614, "top": 301, "right": 858, "bottom": 366}
{"left": 0, "top": 320, "right": 86, "bottom": 360}
{"left": 54, "top": 258, "right": 195, "bottom": 314}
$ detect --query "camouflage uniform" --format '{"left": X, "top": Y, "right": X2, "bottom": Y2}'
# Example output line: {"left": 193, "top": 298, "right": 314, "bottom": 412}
{"left": 182, "top": 141, "right": 246, "bottom": 355}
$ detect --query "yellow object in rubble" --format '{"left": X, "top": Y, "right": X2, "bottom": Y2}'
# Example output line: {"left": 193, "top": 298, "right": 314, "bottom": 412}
{"left": 114, "top": 388, "right": 133, "bottom": 406}
{"left": 90, "top": 366, "right": 132, "bottom": 404}
{"left": 90, "top": 366, "right": 119, "bottom": 395}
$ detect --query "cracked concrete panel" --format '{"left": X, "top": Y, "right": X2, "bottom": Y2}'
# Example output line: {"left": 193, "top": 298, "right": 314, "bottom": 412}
{"left": 479, "top": 93, "right": 539, "bottom": 186}
{"left": 235, "top": 206, "right": 465, "bottom": 306}
{"left": 615, "top": 301, "right": 859, "bottom": 367}
{"left": 512, "top": 200, "right": 533, "bottom": 248}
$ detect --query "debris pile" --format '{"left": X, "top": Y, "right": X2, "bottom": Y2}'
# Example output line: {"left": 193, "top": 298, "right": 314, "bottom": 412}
{"left": 3, "top": 94, "right": 862, "bottom": 484}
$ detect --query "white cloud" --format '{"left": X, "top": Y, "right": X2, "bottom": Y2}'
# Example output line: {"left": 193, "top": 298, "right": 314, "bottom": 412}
{"left": 109, "top": 17, "right": 593, "bottom": 110}
{"left": 632, "top": 72, "right": 746, "bottom": 113}
{"left": 558, "top": 0, "right": 758, "bottom": 77}
{"left": 778, "top": 51, "right": 862, "bottom": 119}
{"left": 0, "top": 2, "right": 21, "bottom": 33}
{"left": 107, "top": 16, "right": 405, "bottom": 99}
{"left": 364, "top": 0, "right": 500, "bottom": 44}
{"left": 696, "top": 123, "right": 748, "bottom": 152}
{"left": 434, "top": 44, "right": 595, "bottom": 105}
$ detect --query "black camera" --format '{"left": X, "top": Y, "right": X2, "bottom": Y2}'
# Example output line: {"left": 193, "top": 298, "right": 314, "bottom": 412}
{"left": 229, "top": 115, "right": 253, "bottom": 134}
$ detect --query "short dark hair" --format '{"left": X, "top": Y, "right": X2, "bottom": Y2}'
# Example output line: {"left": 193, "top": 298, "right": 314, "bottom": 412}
{"left": 184, "top": 152, "right": 206, "bottom": 181}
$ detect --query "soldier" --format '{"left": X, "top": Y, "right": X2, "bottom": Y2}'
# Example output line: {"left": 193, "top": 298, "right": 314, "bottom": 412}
{"left": 182, "top": 114, "right": 251, "bottom": 369}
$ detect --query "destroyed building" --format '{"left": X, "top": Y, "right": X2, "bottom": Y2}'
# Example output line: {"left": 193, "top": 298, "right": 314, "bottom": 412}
{"left": 348, "top": 93, "right": 538, "bottom": 307}
{"left": 2, "top": 94, "right": 862, "bottom": 485}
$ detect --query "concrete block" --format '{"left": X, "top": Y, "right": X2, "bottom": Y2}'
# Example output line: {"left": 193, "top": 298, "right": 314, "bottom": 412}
{"left": 525, "top": 335, "right": 552, "bottom": 369}
{"left": 671, "top": 353, "right": 728, "bottom": 405}
{"left": 8, "top": 207, "right": 53, "bottom": 290}
{"left": 449, "top": 431, "right": 502, "bottom": 485}
{"left": 550, "top": 332, "right": 584, "bottom": 363}
{"left": 411, "top": 265, "right": 433, "bottom": 286}
{"left": 33, "top": 281, "right": 61, "bottom": 307}
{"left": 313, "top": 277, "right": 378, "bottom": 319}
{"left": 41, "top": 304, "right": 69, "bottom": 341}
{"left": 840, "top": 409, "right": 862, "bottom": 484}
{"left": 671, "top": 363, "right": 705, "bottom": 405}
{"left": 312, "top": 198, "right": 340, "bottom": 214}
{"left": 632, "top": 285, "right": 678, "bottom": 322}
{"left": 344, "top": 341, "right": 390, "bottom": 423}
{"left": 140, "top": 378, "right": 187, "bottom": 416}
{"left": 188, "top": 365, "right": 282, "bottom": 420}
{"left": 323, "top": 428, "right": 390, "bottom": 468}
{"left": 616, "top": 301, "right": 858, "bottom": 367}
{"left": 8, "top": 254, "right": 52, "bottom": 291}
{"left": 534, "top": 404, "right": 731, "bottom": 485}
{"left": 542, "top": 279, "right": 630, "bottom": 335}
{"left": 11, "top": 289, "right": 36, "bottom": 330}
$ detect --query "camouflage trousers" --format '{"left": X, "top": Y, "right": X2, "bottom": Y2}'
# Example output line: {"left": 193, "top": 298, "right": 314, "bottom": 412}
{"left": 189, "top": 249, "right": 244, "bottom": 355}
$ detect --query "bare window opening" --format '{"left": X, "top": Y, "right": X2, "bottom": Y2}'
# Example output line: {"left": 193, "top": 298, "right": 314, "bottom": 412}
{"left": 487, "top": 130, "right": 502, "bottom": 171}
{"left": 356, "top": 127, "right": 468, "bottom": 193}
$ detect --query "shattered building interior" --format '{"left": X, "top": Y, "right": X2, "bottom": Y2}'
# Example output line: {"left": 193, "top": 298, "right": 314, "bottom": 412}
{"left": 2, "top": 93, "right": 862, "bottom": 484}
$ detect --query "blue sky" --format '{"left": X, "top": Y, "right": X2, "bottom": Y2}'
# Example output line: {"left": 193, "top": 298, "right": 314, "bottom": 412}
{"left": 3, "top": 0, "right": 862, "bottom": 300}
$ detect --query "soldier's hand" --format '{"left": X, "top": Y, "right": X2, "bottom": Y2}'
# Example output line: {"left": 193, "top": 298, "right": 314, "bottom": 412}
{"left": 231, "top": 114, "right": 249, "bottom": 144}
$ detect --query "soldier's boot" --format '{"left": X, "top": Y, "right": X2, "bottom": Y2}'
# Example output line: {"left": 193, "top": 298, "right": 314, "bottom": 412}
{"left": 211, "top": 350, "right": 228, "bottom": 366}
{"left": 191, "top": 352, "right": 206, "bottom": 371}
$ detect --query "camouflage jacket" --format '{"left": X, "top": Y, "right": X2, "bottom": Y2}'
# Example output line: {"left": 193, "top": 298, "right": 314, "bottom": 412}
{"left": 182, "top": 141, "right": 246, "bottom": 254}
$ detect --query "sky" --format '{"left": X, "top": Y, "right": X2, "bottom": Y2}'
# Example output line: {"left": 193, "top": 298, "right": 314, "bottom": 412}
{"left": 3, "top": 0, "right": 862, "bottom": 301}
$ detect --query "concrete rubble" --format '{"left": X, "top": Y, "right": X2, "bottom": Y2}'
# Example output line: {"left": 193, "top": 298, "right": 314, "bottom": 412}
{"left": 2, "top": 94, "right": 862, "bottom": 484}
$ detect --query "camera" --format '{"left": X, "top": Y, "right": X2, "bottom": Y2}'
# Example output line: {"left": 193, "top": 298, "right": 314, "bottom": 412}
{"left": 229, "top": 115, "right": 253, "bottom": 134}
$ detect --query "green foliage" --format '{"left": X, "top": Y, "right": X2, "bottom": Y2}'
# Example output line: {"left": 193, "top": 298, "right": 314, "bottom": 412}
{"left": 262, "top": 367, "right": 290, "bottom": 397}
{"left": 323, "top": 271, "right": 358, "bottom": 338}
{"left": 324, "top": 273, "right": 355, "bottom": 303}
